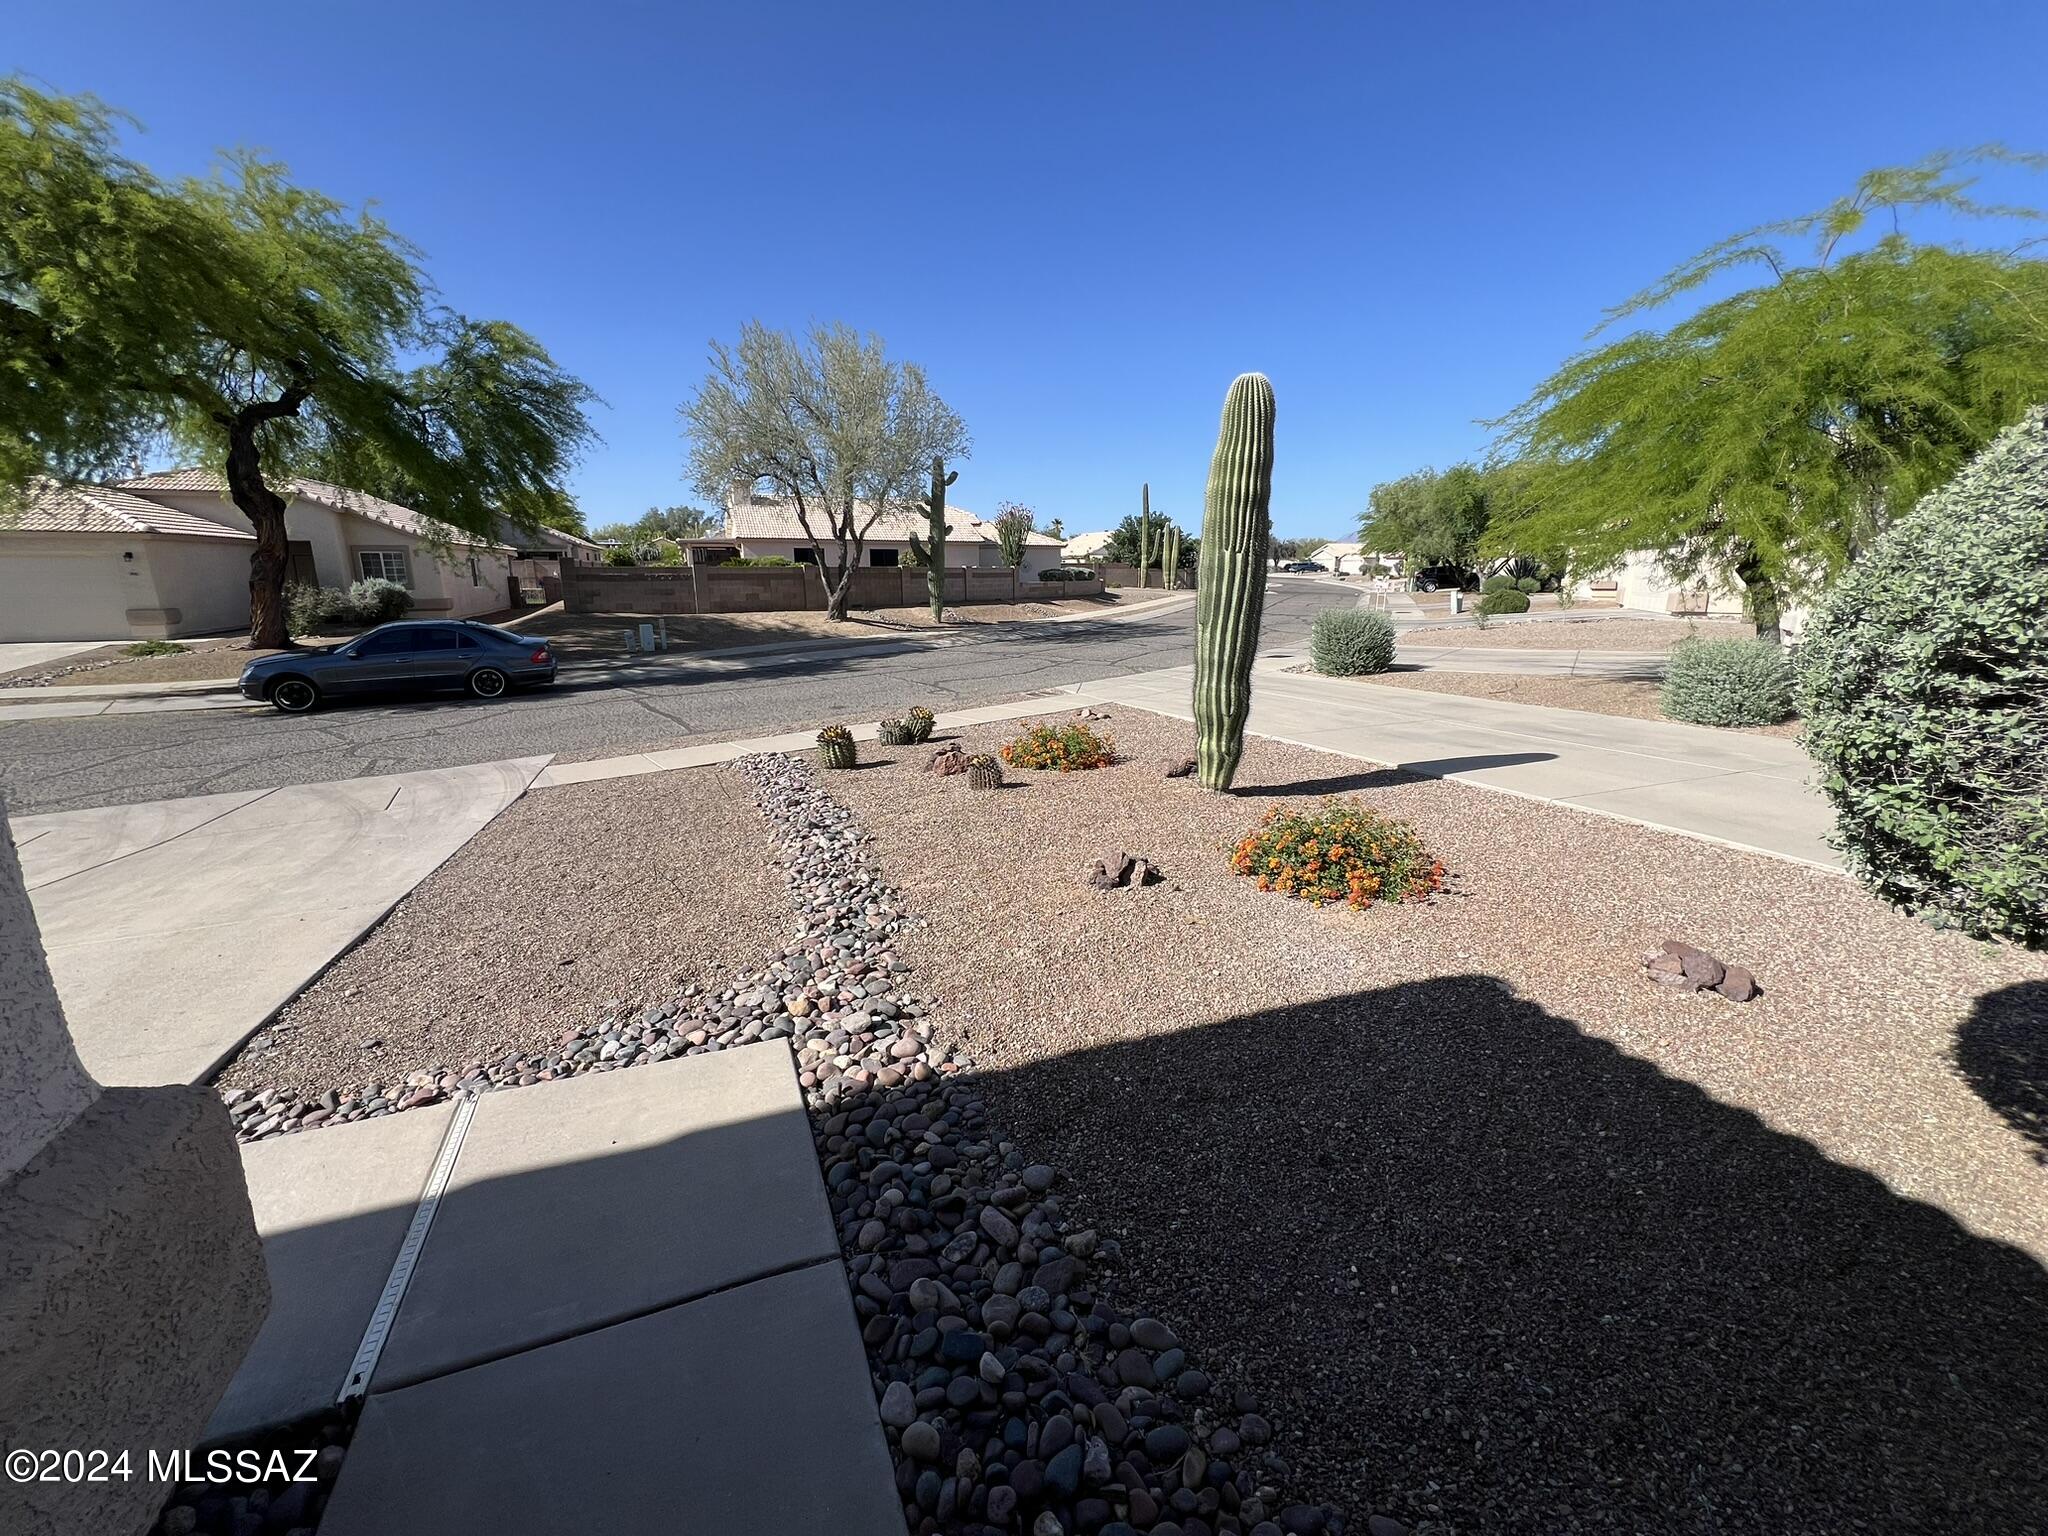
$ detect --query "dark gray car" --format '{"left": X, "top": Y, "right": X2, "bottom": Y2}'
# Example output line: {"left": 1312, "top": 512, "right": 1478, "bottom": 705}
{"left": 238, "top": 621, "right": 558, "bottom": 713}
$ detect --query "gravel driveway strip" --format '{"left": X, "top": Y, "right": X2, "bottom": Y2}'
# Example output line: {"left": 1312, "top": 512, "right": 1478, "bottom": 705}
{"left": 215, "top": 762, "right": 789, "bottom": 1093}
{"left": 827, "top": 710, "right": 2048, "bottom": 1534}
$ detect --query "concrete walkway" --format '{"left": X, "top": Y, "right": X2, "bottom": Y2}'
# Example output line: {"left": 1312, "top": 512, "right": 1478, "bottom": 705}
{"left": 218, "top": 1042, "right": 900, "bottom": 1535}
{"left": 1077, "top": 665, "right": 1839, "bottom": 869}
{"left": 1387, "top": 644, "right": 1667, "bottom": 679}
{"left": 10, "top": 758, "right": 548, "bottom": 1085}
{"left": 0, "top": 638, "right": 126, "bottom": 671}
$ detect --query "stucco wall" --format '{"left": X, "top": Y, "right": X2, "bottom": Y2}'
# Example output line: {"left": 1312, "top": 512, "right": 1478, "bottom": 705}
{"left": 142, "top": 538, "right": 258, "bottom": 636}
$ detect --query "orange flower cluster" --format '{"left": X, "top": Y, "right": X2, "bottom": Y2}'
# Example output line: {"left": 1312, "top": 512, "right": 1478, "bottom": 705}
{"left": 1230, "top": 799, "right": 1446, "bottom": 910}
{"left": 1000, "top": 720, "right": 1117, "bottom": 772}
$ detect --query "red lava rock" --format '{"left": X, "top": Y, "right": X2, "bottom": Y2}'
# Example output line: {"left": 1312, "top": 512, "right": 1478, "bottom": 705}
{"left": 1164, "top": 756, "right": 1198, "bottom": 779}
{"left": 1644, "top": 939, "right": 1758, "bottom": 1001}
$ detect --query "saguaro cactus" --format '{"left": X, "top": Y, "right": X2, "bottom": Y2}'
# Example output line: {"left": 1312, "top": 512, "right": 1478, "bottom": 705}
{"left": 1193, "top": 373, "right": 1275, "bottom": 790}
{"left": 1162, "top": 525, "right": 1181, "bottom": 591}
{"left": 908, "top": 456, "right": 958, "bottom": 622}
{"left": 1137, "top": 484, "right": 1152, "bottom": 589}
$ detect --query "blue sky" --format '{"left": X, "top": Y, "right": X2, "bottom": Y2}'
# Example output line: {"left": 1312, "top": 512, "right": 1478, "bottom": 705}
{"left": 11, "top": 2, "right": 2048, "bottom": 538}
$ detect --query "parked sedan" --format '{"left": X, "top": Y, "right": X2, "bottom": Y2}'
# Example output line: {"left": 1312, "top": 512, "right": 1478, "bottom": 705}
{"left": 1277, "top": 560, "right": 1327, "bottom": 573}
{"left": 239, "top": 621, "right": 558, "bottom": 713}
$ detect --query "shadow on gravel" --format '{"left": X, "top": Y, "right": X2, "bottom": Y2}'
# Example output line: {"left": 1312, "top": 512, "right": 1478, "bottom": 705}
{"left": 1955, "top": 980, "right": 2048, "bottom": 1163}
{"left": 1240, "top": 754, "right": 1555, "bottom": 799}
{"left": 986, "top": 973, "right": 2048, "bottom": 1533}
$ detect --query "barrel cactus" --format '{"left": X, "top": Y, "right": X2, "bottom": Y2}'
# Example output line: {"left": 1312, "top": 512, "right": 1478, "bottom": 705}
{"left": 904, "top": 705, "right": 937, "bottom": 744}
{"left": 877, "top": 717, "right": 914, "bottom": 746}
{"left": 967, "top": 753, "right": 1004, "bottom": 791}
{"left": 1192, "top": 373, "right": 1276, "bottom": 790}
{"left": 817, "top": 725, "right": 857, "bottom": 770}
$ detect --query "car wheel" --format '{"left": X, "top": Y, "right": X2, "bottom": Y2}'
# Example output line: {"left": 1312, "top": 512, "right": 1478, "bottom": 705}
{"left": 269, "top": 677, "right": 319, "bottom": 714}
{"left": 467, "top": 667, "right": 509, "bottom": 700}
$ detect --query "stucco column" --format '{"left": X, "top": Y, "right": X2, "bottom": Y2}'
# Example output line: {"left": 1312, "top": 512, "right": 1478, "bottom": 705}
{"left": 0, "top": 794, "right": 269, "bottom": 1536}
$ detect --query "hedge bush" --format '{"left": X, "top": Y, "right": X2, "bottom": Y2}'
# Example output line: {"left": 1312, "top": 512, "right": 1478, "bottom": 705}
{"left": 1516, "top": 575, "right": 1541, "bottom": 594}
{"left": 286, "top": 578, "right": 413, "bottom": 635}
{"left": 1309, "top": 608, "right": 1396, "bottom": 675}
{"left": 1659, "top": 636, "right": 1794, "bottom": 726}
{"left": 1477, "top": 587, "right": 1529, "bottom": 616}
{"left": 1481, "top": 574, "right": 1517, "bottom": 594}
{"left": 1796, "top": 406, "right": 2048, "bottom": 946}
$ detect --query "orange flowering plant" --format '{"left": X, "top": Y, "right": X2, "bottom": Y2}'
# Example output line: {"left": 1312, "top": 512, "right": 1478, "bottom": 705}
{"left": 1231, "top": 799, "right": 1446, "bottom": 909}
{"left": 1000, "top": 720, "right": 1117, "bottom": 771}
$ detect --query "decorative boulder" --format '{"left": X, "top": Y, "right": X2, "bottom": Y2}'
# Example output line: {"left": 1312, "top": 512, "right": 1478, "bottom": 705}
{"left": 1085, "top": 852, "right": 1160, "bottom": 890}
{"left": 1163, "top": 756, "right": 1198, "bottom": 779}
{"left": 1643, "top": 939, "right": 1759, "bottom": 1001}
{"left": 926, "top": 744, "right": 969, "bottom": 776}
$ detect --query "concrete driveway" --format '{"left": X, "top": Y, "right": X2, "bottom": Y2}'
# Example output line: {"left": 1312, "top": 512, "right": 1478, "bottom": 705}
{"left": 9, "top": 757, "right": 548, "bottom": 1085}
{"left": 0, "top": 639, "right": 125, "bottom": 671}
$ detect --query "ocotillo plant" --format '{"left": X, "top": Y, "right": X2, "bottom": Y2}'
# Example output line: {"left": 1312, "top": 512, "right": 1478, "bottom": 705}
{"left": 1137, "top": 483, "right": 1152, "bottom": 589}
{"left": 1193, "top": 374, "right": 1275, "bottom": 790}
{"left": 907, "top": 455, "right": 959, "bottom": 622}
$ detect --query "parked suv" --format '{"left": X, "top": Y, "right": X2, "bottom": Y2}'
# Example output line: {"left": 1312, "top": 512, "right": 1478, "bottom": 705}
{"left": 1409, "top": 566, "right": 1471, "bottom": 593}
{"left": 239, "top": 620, "right": 558, "bottom": 713}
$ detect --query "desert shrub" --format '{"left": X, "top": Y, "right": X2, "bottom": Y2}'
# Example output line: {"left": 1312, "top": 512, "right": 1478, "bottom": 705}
{"left": 1000, "top": 720, "right": 1116, "bottom": 771}
{"left": 1310, "top": 608, "right": 1396, "bottom": 675}
{"left": 1038, "top": 567, "right": 1095, "bottom": 582}
{"left": 1481, "top": 574, "right": 1517, "bottom": 594}
{"left": 730, "top": 555, "right": 795, "bottom": 567}
{"left": 123, "top": 639, "right": 188, "bottom": 657}
{"left": 287, "top": 578, "right": 413, "bottom": 635}
{"left": 1232, "top": 800, "right": 1446, "bottom": 909}
{"left": 1477, "top": 587, "right": 1529, "bottom": 616}
{"left": 603, "top": 544, "right": 637, "bottom": 566}
{"left": 1797, "top": 406, "right": 2048, "bottom": 945}
{"left": 1516, "top": 575, "right": 1541, "bottom": 594}
{"left": 1660, "top": 636, "right": 1794, "bottom": 726}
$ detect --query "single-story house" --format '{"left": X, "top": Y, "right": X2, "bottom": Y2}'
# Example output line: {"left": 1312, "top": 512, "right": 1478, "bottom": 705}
{"left": 1062, "top": 530, "right": 1114, "bottom": 563}
{"left": 0, "top": 470, "right": 520, "bottom": 641}
{"left": 1566, "top": 551, "right": 1808, "bottom": 636}
{"left": 1309, "top": 542, "right": 1400, "bottom": 577}
{"left": 691, "top": 492, "right": 1066, "bottom": 578}
{"left": 500, "top": 521, "right": 605, "bottom": 604}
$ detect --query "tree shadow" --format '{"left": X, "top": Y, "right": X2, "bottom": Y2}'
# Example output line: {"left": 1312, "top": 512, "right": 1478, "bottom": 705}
{"left": 1955, "top": 980, "right": 2048, "bottom": 1163}
{"left": 985, "top": 974, "right": 2048, "bottom": 1532}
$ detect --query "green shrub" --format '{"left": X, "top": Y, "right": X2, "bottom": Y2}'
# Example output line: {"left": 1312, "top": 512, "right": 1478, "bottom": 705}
{"left": 1516, "top": 575, "right": 1541, "bottom": 594}
{"left": 1797, "top": 406, "right": 2048, "bottom": 946}
{"left": 603, "top": 545, "right": 637, "bottom": 566}
{"left": 286, "top": 578, "right": 413, "bottom": 635}
{"left": 123, "top": 639, "right": 188, "bottom": 657}
{"left": 1309, "top": 608, "right": 1396, "bottom": 675}
{"left": 1660, "top": 636, "right": 1794, "bottom": 726}
{"left": 729, "top": 555, "right": 796, "bottom": 567}
{"left": 1481, "top": 574, "right": 1517, "bottom": 594}
{"left": 1000, "top": 720, "right": 1116, "bottom": 771}
{"left": 1231, "top": 799, "right": 1447, "bottom": 909}
{"left": 1477, "top": 588, "right": 1530, "bottom": 616}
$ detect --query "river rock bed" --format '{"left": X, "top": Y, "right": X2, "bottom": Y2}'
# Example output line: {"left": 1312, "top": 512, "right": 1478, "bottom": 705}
{"left": 206, "top": 752, "right": 1381, "bottom": 1536}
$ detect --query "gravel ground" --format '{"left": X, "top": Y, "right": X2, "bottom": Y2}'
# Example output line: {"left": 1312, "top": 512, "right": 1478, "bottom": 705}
{"left": 826, "top": 710, "right": 2048, "bottom": 1534}
{"left": 1354, "top": 671, "right": 1805, "bottom": 737}
{"left": 214, "top": 763, "right": 789, "bottom": 1095}
{"left": 1405, "top": 616, "right": 1752, "bottom": 651}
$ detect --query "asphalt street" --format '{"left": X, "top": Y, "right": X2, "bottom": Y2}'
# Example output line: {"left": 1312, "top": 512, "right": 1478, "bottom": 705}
{"left": 1, "top": 579, "right": 1355, "bottom": 815}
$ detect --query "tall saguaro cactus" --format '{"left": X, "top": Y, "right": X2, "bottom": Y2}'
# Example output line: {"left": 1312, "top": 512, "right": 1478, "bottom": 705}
{"left": 1137, "top": 483, "right": 1152, "bottom": 589}
{"left": 1162, "top": 525, "right": 1181, "bottom": 591}
{"left": 908, "top": 455, "right": 958, "bottom": 623}
{"left": 1193, "top": 373, "right": 1275, "bottom": 790}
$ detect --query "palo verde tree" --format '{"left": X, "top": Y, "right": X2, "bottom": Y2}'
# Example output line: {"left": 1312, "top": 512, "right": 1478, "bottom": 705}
{"left": 681, "top": 320, "right": 969, "bottom": 621}
{"left": 0, "top": 82, "right": 598, "bottom": 648}
{"left": 1485, "top": 149, "right": 2048, "bottom": 643}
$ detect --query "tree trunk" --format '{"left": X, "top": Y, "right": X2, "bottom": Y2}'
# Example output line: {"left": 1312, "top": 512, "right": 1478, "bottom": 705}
{"left": 224, "top": 424, "right": 293, "bottom": 649}
{"left": 1733, "top": 543, "right": 1783, "bottom": 647}
{"left": 826, "top": 558, "right": 852, "bottom": 621}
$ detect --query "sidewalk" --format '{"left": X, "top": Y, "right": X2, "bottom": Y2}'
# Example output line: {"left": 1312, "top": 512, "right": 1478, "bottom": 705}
{"left": 218, "top": 1042, "right": 900, "bottom": 1534}
{"left": 11, "top": 758, "right": 548, "bottom": 1085}
{"left": 1075, "top": 664, "right": 1838, "bottom": 869}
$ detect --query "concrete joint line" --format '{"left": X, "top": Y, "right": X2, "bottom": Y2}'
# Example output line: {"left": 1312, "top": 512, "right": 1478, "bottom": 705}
{"left": 24, "top": 786, "right": 280, "bottom": 894}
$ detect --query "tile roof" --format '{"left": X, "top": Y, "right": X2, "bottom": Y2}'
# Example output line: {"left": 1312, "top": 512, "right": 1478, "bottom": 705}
{"left": 5, "top": 480, "right": 253, "bottom": 540}
{"left": 117, "top": 470, "right": 517, "bottom": 552}
{"left": 723, "top": 496, "right": 1062, "bottom": 547}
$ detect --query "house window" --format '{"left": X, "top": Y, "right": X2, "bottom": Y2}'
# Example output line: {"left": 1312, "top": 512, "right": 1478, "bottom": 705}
{"left": 357, "top": 549, "right": 410, "bottom": 585}
{"left": 869, "top": 547, "right": 900, "bottom": 567}
{"left": 469, "top": 557, "right": 481, "bottom": 587}
{"left": 793, "top": 548, "right": 819, "bottom": 565}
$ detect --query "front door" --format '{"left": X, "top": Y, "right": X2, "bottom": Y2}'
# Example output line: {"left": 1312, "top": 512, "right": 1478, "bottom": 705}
{"left": 326, "top": 627, "right": 418, "bottom": 694}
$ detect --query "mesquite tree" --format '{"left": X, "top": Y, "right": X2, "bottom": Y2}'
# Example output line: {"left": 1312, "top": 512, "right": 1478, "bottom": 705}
{"left": 1487, "top": 149, "right": 2048, "bottom": 643}
{"left": 1193, "top": 374, "right": 1276, "bottom": 789}
{"left": 0, "top": 82, "right": 597, "bottom": 648}
{"left": 682, "top": 321, "right": 969, "bottom": 621}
